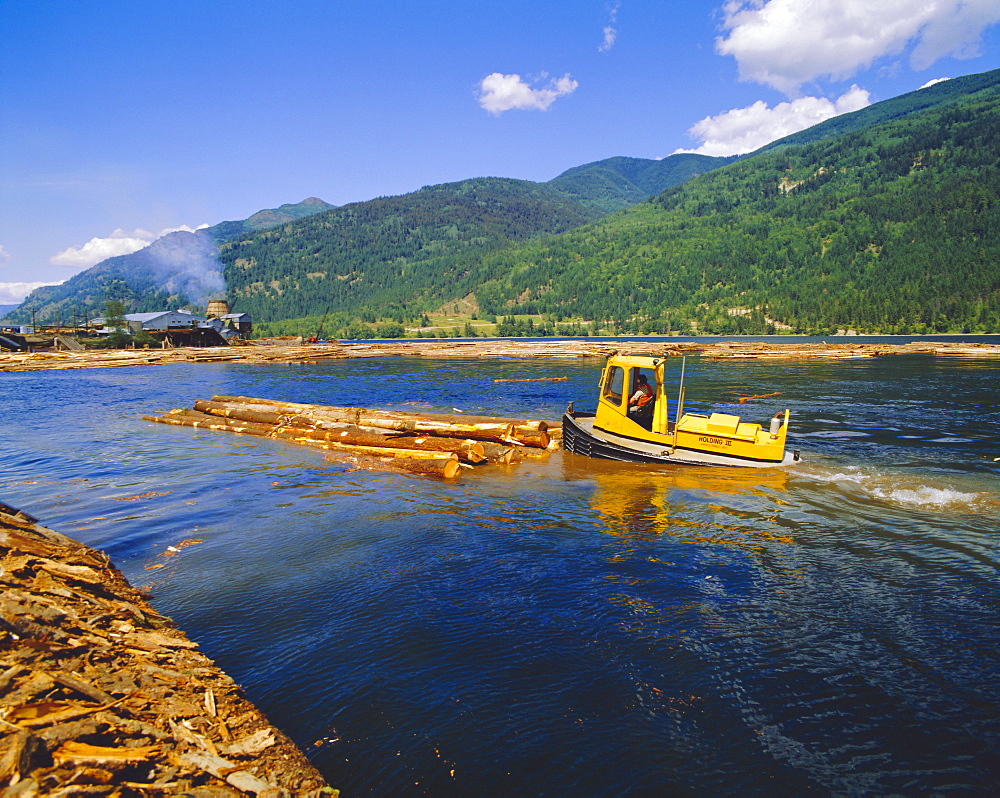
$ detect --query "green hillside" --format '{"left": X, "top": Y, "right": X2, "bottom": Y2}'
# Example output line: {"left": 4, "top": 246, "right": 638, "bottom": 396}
{"left": 10, "top": 155, "right": 717, "bottom": 327}
{"left": 223, "top": 68, "right": 1000, "bottom": 337}
{"left": 473, "top": 80, "right": 1000, "bottom": 335}
{"left": 219, "top": 177, "right": 603, "bottom": 322}
{"left": 217, "top": 157, "right": 741, "bottom": 328}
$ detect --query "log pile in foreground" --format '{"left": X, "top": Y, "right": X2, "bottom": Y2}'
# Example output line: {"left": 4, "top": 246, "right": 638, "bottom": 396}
{"left": 144, "top": 396, "right": 557, "bottom": 479}
{"left": 0, "top": 502, "right": 332, "bottom": 796}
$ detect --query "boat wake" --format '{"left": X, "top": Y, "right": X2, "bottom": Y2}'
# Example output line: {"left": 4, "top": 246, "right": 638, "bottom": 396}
{"left": 790, "top": 462, "right": 994, "bottom": 511}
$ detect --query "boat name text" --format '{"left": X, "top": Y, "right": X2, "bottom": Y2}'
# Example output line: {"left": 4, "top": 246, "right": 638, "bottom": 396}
{"left": 698, "top": 435, "right": 732, "bottom": 447}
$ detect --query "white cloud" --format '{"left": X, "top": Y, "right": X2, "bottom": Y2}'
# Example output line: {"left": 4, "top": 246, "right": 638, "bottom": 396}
{"left": 477, "top": 72, "right": 579, "bottom": 115}
{"left": 599, "top": 25, "right": 618, "bottom": 52}
{"left": 717, "top": 0, "right": 1000, "bottom": 94}
{"left": 0, "top": 245, "right": 10, "bottom": 264}
{"left": 599, "top": 2, "right": 622, "bottom": 52}
{"left": 49, "top": 224, "right": 208, "bottom": 269}
{"left": 51, "top": 230, "right": 151, "bottom": 268}
{"left": 674, "top": 86, "right": 872, "bottom": 156}
{"left": 921, "top": 77, "right": 951, "bottom": 88}
{"left": 0, "top": 281, "right": 63, "bottom": 304}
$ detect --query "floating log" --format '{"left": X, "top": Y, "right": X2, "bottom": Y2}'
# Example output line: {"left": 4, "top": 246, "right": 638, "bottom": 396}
{"left": 143, "top": 394, "right": 570, "bottom": 478}
{"left": 324, "top": 451, "right": 461, "bottom": 479}
{"left": 480, "top": 442, "right": 519, "bottom": 464}
{"left": 144, "top": 410, "right": 284, "bottom": 439}
{"left": 735, "top": 391, "right": 782, "bottom": 404}
{"left": 280, "top": 425, "right": 486, "bottom": 462}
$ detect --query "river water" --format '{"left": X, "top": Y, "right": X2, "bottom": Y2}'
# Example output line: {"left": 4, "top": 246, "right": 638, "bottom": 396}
{"left": 2, "top": 340, "right": 999, "bottom": 795}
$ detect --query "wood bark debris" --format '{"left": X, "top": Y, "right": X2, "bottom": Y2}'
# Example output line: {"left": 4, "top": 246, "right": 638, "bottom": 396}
{"left": 734, "top": 391, "right": 782, "bottom": 404}
{"left": 144, "top": 396, "right": 557, "bottom": 478}
{"left": 4, "top": 338, "right": 1000, "bottom": 372}
{"left": 0, "top": 504, "right": 335, "bottom": 796}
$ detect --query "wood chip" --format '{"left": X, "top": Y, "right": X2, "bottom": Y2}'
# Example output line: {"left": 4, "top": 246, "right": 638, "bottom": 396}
{"left": 52, "top": 740, "right": 161, "bottom": 765}
{"left": 219, "top": 728, "right": 276, "bottom": 757}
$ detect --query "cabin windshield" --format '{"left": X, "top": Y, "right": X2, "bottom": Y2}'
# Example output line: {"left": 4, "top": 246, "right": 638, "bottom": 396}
{"left": 602, "top": 365, "right": 625, "bottom": 405}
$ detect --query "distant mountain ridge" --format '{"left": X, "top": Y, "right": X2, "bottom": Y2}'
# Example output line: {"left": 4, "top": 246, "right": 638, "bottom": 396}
{"left": 546, "top": 153, "right": 734, "bottom": 214}
{"left": 218, "top": 176, "right": 602, "bottom": 322}
{"left": 5, "top": 231, "right": 222, "bottom": 323}
{"left": 7, "top": 155, "right": 724, "bottom": 323}
{"left": 752, "top": 68, "right": 1000, "bottom": 155}
{"left": 204, "top": 197, "right": 335, "bottom": 243}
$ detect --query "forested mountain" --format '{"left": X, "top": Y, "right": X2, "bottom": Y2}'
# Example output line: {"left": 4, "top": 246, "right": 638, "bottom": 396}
{"left": 9, "top": 154, "right": 720, "bottom": 325}
{"left": 219, "top": 178, "right": 601, "bottom": 321}
{"left": 217, "top": 157, "right": 744, "bottom": 324}
{"left": 474, "top": 77, "right": 1000, "bottom": 334}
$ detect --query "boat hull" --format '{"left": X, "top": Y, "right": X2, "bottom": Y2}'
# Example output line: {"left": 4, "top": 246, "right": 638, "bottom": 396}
{"left": 562, "top": 411, "right": 799, "bottom": 468}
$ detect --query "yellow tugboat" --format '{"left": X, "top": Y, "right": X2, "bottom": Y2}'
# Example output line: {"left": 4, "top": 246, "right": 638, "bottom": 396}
{"left": 562, "top": 353, "right": 799, "bottom": 468}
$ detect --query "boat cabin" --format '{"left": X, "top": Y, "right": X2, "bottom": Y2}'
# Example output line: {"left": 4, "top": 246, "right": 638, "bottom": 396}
{"left": 595, "top": 354, "right": 673, "bottom": 438}
{"left": 563, "top": 352, "right": 796, "bottom": 467}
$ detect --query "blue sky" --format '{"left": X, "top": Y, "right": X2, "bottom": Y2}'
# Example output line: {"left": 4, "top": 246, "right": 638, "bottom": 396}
{"left": 3, "top": 0, "right": 1000, "bottom": 303}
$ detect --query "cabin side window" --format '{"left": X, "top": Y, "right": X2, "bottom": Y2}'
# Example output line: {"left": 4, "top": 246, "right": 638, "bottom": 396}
{"left": 602, "top": 366, "right": 624, "bottom": 405}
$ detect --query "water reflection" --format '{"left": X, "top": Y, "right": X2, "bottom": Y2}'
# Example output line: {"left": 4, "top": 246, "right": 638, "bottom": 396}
{"left": 563, "top": 454, "right": 790, "bottom": 542}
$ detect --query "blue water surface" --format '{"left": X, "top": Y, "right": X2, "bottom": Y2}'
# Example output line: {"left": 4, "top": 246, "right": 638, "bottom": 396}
{"left": 2, "top": 351, "right": 999, "bottom": 795}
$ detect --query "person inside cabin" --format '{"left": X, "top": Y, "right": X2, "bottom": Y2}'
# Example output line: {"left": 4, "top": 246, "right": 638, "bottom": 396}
{"left": 628, "top": 373, "right": 654, "bottom": 427}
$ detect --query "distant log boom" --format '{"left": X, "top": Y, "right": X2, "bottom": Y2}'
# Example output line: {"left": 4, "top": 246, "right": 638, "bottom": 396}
{"left": 7, "top": 339, "right": 1000, "bottom": 373}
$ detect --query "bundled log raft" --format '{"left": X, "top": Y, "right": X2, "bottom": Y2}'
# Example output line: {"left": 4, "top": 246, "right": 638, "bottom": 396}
{"left": 144, "top": 396, "right": 555, "bottom": 478}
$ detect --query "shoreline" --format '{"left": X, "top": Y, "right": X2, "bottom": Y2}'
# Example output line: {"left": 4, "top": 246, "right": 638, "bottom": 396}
{"left": 3, "top": 338, "right": 1000, "bottom": 372}
{"left": 0, "top": 503, "right": 334, "bottom": 795}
